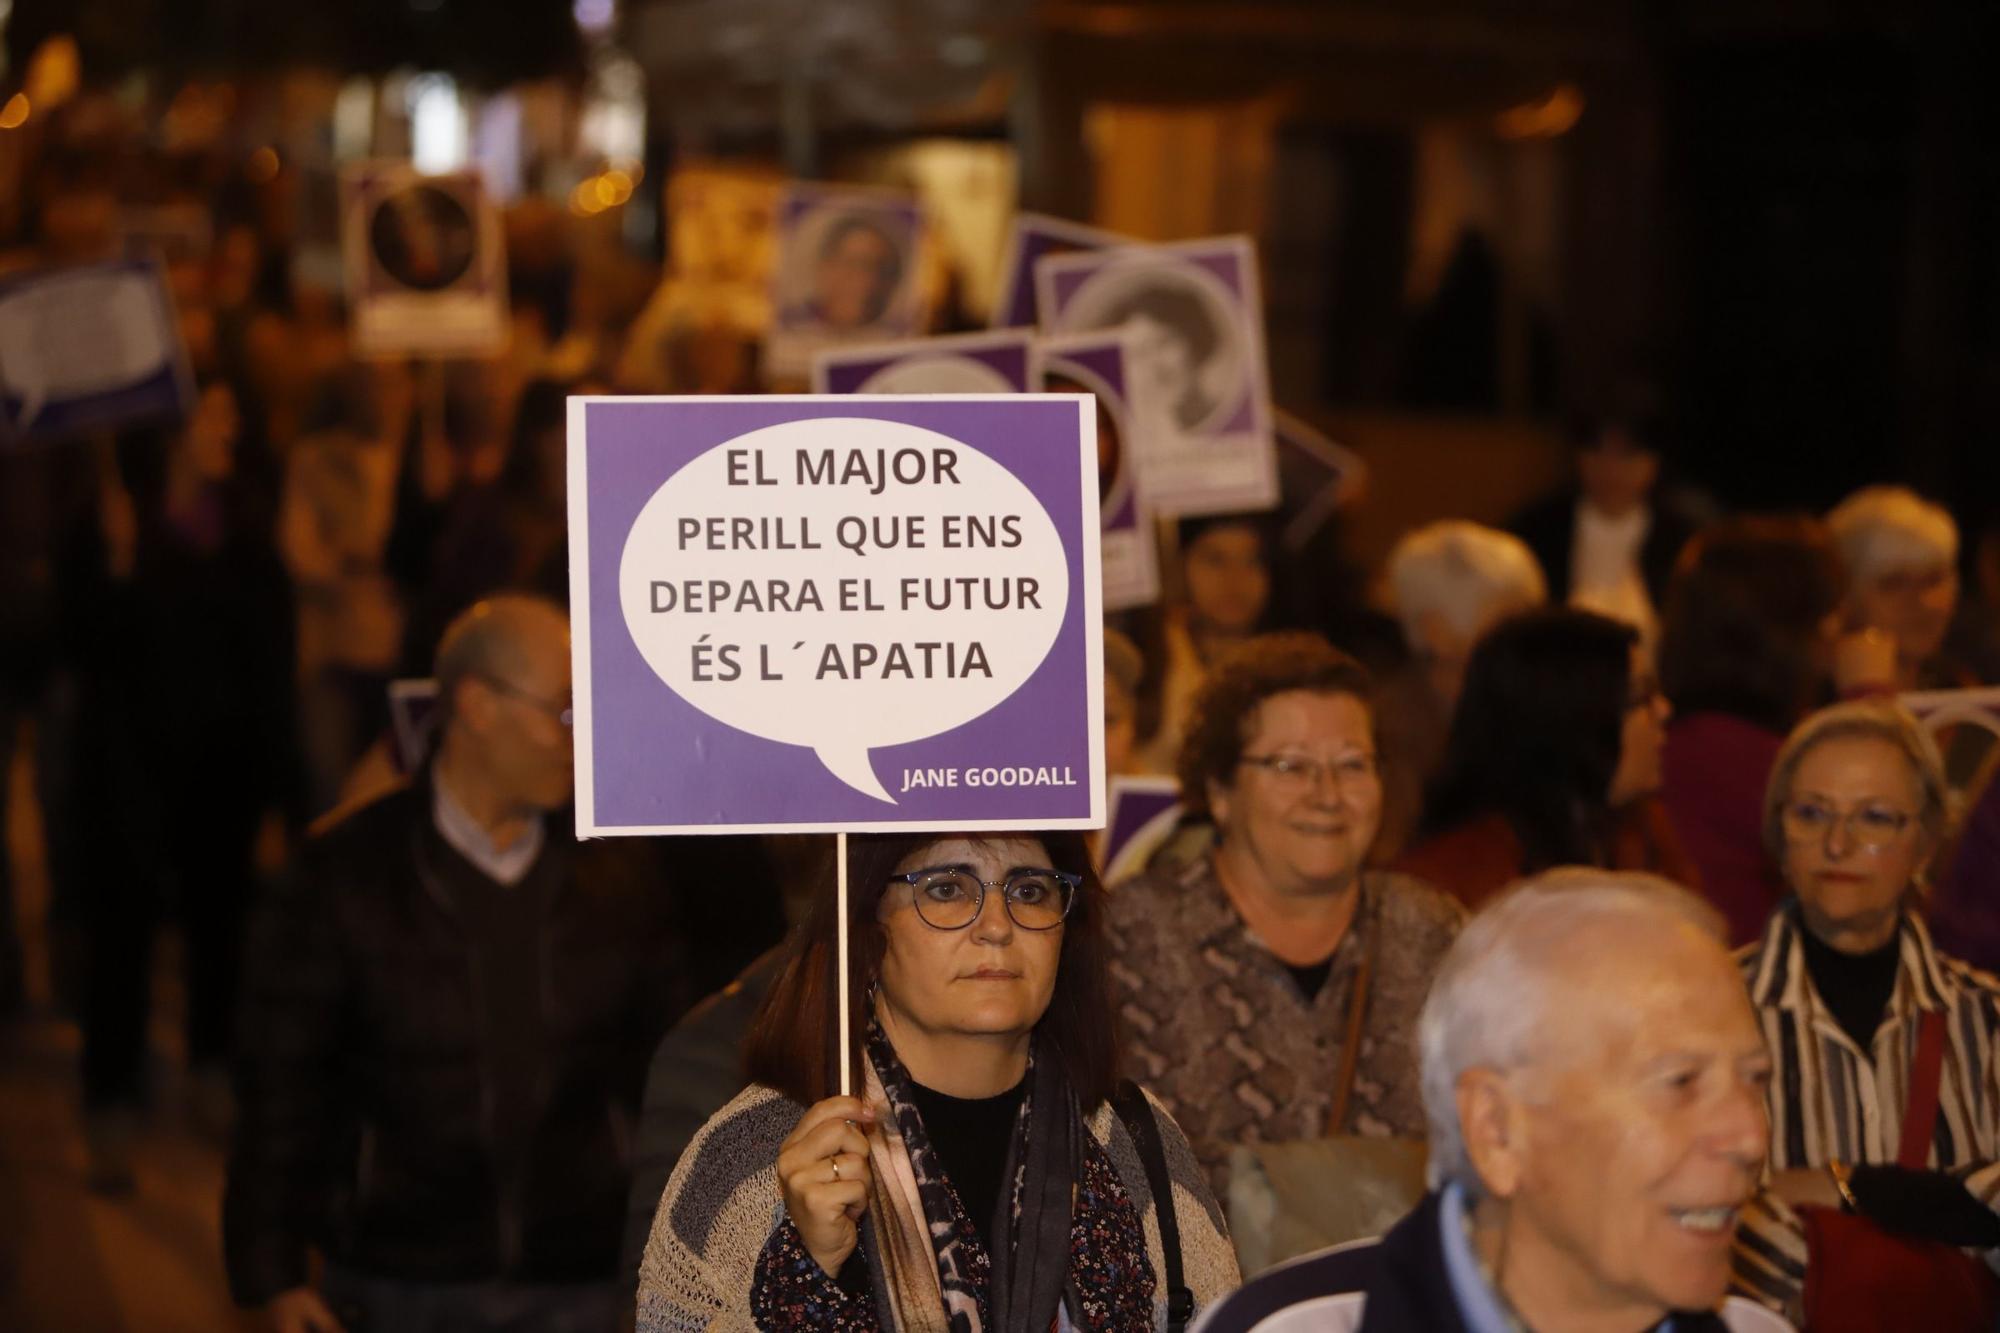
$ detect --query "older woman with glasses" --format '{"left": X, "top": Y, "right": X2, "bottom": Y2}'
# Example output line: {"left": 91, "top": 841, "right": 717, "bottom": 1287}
{"left": 636, "top": 830, "right": 1238, "bottom": 1330}
{"left": 1108, "top": 633, "right": 1463, "bottom": 1196}
{"left": 1732, "top": 700, "right": 2000, "bottom": 1323}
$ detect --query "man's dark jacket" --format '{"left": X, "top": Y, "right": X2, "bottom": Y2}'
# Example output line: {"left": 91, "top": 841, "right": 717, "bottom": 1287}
{"left": 223, "top": 771, "right": 690, "bottom": 1306}
{"left": 1196, "top": 1192, "right": 1738, "bottom": 1333}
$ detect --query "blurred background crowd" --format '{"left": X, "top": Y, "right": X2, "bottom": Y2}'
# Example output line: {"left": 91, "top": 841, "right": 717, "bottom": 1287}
{"left": 3, "top": 1, "right": 2000, "bottom": 1330}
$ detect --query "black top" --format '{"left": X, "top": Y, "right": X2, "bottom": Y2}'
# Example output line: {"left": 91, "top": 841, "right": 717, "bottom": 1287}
{"left": 1285, "top": 958, "right": 1336, "bottom": 1003}
{"left": 1800, "top": 925, "right": 1900, "bottom": 1053}
{"left": 910, "top": 1076, "right": 1028, "bottom": 1253}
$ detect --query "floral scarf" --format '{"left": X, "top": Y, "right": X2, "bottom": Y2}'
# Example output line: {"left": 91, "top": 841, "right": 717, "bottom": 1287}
{"left": 858, "top": 1024, "right": 1149, "bottom": 1333}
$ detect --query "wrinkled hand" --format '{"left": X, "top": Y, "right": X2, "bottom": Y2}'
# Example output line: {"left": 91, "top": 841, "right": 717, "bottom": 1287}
{"left": 775, "top": 1096, "right": 878, "bottom": 1277}
{"left": 265, "top": 1286, "right": 346, "bottom": 1333}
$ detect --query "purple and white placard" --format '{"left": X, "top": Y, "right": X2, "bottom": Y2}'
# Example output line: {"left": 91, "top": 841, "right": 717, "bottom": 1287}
{"left": 1034, "top": 332, "right": 1159, "bottom": 611}
{"left": 387, "top": 678, "right": 442, "bottom": 774}
{"left": 991, "top": 213, "right": 1136, "bottom": 330}
{"left": 1274, "top": 408, "right": 1368, "bottom": 555}
{"left": 1036, "top": 235, "right": 1279, "bottom": 517}
{"left": 766, "top": 184, "right": 932, "bottom": 383}
{"left": 1101, "top": 776, "right": 1182, "bottom": 885}
{"left": 0, "top": 257, "right": 193, "bottom": 444}
{"left": 568, "top": 395, "right": 1105, "bottom": 835}
{"left": 811, "top": 329, "right": 1035, "bottom": 395}
{"left": 340, "top": 161, "right": 509, "bottom": 358}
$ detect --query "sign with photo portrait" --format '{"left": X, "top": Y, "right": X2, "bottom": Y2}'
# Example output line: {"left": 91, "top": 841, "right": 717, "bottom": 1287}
{"left": 1034, "top": 331, "right": 1160, "bottom": 611}
{"left": 1036, "top": 236, "right": 1279, "bottom": 517}
{"left": 990, "top": 213, "right": 1136, "bottom": 330}
{"left": 810, "top": 329, "right": 1034, "bottom": 396}
{"left": 340, "top": 162, "right": 509, "bottom": 359}
{"left": 766, "top": 184, "right": 932, "bottom": 383}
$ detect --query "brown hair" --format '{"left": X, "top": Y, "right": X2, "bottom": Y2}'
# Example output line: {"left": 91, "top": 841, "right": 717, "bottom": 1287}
{"left": 741, "top": 830, "right": 1120, "bottom": 1111}
{"left": 1176, "top": 631, "right": 1375, "bottom": 820}
{"left": 1659, "top": 516, "right": 1842, "bottom": 734}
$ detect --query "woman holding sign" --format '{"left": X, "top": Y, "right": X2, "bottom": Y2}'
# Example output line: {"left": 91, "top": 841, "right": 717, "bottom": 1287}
{"left": 635, "top": 830, "right": 1238, "bottom": 1330}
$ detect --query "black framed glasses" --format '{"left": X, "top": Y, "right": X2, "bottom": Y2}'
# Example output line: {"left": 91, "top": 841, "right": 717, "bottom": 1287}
{"left": 887, "top": 864, "right": 1081, "bottom": 931}
{"left": 1780, "top": 798, "right": 1915, "bottom": 850}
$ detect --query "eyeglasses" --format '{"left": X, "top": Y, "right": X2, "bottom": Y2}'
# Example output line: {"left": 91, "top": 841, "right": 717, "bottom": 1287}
{"left": 479, "top": 674, "right": 574, "bottom": 728}
{"left": 1780, "top": 798, "right": 1916, "bottom": 850}
{"left": 1238, "top": 751, "right": 1377, "bottom": 791}
{"left": 886, "top": 865, "right": 1081, "bottom": 932}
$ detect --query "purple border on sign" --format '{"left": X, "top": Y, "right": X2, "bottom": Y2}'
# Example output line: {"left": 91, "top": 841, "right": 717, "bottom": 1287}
{"left": 1042, "top": 340, "right": 1137, "bottom": 531}
{"left": 0, "top": 258, "right": 193, "bottom": 443}
{"left": 821, "top": 342, "right": 1032, "bottom": 395}
{"left": 773, "top": 186, "right": 926, "bottom": 335}
{"left": 581, "top": 397, "right": 1095, "bottom": 828}
{"left": 1044, "top": 245, "right": 1257, "bottom": 434}
{"left": 1102, "top": 784, "right": 1181, "bottom": 870}
{"left": 347, "top": 168, "right": 496, "bottom": 301}
{"left": 996, "top": 220, "right": 1119, "bottom": 328}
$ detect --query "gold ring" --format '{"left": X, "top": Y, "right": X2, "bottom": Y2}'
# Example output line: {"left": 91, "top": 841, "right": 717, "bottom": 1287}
{"left": 829, "top": 1156, "right": 842, "bottom": 1181}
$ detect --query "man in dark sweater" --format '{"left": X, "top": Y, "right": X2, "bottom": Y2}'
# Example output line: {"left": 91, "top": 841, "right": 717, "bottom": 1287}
{"left": 225, "top": 594, "right": 690, "bottom": 1333}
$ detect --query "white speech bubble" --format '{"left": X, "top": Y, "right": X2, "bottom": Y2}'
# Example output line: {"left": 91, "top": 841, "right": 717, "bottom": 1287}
{"left": 0, "top": 269, "right": 173, "bottom": 426}
{"left": 618, "top": 416, "right": 1069, "bottom": 803}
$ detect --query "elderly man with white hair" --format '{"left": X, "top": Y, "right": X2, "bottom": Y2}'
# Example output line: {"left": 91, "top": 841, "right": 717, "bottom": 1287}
{"left": 1193, "top": 871, "right": 1792, "bottom": 1333}
{"left": 1374, "top": 521, "right": 1547, "bottom": 856}
{"left": 1826, "top": 485, "right": 1966, "bottom": 691}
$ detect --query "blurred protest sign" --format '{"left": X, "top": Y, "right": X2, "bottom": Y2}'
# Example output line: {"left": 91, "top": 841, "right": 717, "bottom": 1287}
{"left": 1102, "top": 775, "right": 1182, "bottom": 885}
{"left": 1037, "top": 236, "right": 1278, "bottom": 516}
{"left": 1035, "top": 331, "right": 1159, "bottom": 611}
{"left": 812, "top": 328, "right": 1034, "bottom": 395}
{"left": 1902, "top": 686, "right": 2000, "bottom": 793}
{"left": 388, "top": 678, "right": 442, "bottom": 774}
{"left": 341, "top": 162, "right": 508, "bottom": 358}
{"left": 568, "top": 395, "right": 1104, "bottom": 834}
{"left": 766, "top": 184, "right": 931, "bottom": 382}
{"left": 991, "top": 213, "right": 1135, "bottom": 330}
{"left": 0, "top": 257, "right": 192, "bottom": 443}
{"left": 1273, "top": 408, "right": 1368, "bottom": 556}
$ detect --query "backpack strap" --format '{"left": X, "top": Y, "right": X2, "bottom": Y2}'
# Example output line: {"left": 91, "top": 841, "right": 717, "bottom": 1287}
{"left": 1898, "top": 1009, "right": 1950, "bottom": 1169}
{"left": 1113, "top": 1079, "right": 1194, "bottom": 1333}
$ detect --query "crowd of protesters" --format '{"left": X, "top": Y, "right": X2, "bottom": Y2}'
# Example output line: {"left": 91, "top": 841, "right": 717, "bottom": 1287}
{"left": 5, "top": 126, "right": 2000, "bottom": 1333}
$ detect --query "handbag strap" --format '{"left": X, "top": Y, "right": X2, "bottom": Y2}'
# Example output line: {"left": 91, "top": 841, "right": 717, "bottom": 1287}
{"left": 1113, "top": 1080, "right": 1193, "bottom": 1333}
{"left": 1325, "top": 900, "right": 1379, "bottom": 1136}
{"left": 1898, "top": 1009, "right": 1950, "bottom": 1169}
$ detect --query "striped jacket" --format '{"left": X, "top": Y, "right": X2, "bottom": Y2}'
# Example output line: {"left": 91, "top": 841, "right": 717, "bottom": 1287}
{"left": 1730, "top": 904, "right": 2000, "bottom": 1313}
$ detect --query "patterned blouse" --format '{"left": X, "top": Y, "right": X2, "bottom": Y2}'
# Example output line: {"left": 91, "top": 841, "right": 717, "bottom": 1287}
{"left": 1105, "top": 858, "right": 1464, "bottom": 1196}
{"left": 1731, "top": 904, "right": 2000, "bottom": 1315}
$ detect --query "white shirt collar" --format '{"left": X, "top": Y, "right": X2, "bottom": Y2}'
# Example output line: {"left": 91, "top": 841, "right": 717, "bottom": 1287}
{"left": 432, "top": 769, "right": 544, "bottom": 886}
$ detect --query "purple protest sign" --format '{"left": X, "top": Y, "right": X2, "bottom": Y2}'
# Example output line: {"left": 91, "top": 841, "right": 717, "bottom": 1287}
{"left": 1037, "top": 236, "right": 1278, "bottom": 517}
{"left": 1101, "top": 776, "right": 1182, "bottom": 884}
{"left": 990, "top": 213, "right": 1136, "bottom": 330}
{"left": 387, "top": 678, "right": 442, "bottom": 774}
{"left": 568, "top": 395, "right": 1105, "bottom": 834}
{"left": 766, "top": 184, "right": 931, "bottom": 383}
{"left": 811, "top": 329, "right": 1034, "bottom": 395}
{"left": 1035, "top": 332, "right": 1160, "bottom": 611}
{"left": 340, "top": 162, "right": 509, "bottom": 358}
{"left": 0, "top": 258, "right": 192, "bottom": 444}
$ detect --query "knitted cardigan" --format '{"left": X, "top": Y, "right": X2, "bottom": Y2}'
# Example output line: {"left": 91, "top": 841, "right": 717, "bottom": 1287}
{"left": 637, "top": 1083, "right": 1241, "bottom": 1330}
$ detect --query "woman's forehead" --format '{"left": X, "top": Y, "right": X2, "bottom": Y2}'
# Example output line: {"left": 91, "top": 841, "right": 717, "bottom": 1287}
{"left": 894, "top": 835, "right": 1048, "bottom": 874}
{"left": 1244, "top": 689, "right": 1370, "bottom": 745}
